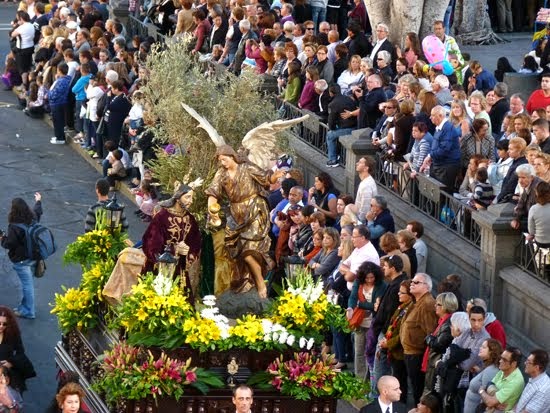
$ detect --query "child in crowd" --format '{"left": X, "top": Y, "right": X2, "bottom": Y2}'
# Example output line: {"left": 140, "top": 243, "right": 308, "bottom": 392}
{"left": 85, "top": 74, "right": 106, "bottom": 151}
{"left": 63, "top": 49, "right": 79, "bottom": 80}
{"left": 71, "top": 63, "right": 92, "bottom": 143}
{"left": 132, "top": 180, "right": 158, "bottom": 222}
{"left": 103, "top": 140, "right": 132, "bottom": 178}
{"left": 471, "top": 167, "right": 494, "bottom": 209}
{"left": 2, "top": 56, "right": 22, "bottom": 90}
{"left": 97, "top": 48, "right": 110, "bottom": 73}
{"left": 48, "top": 62, "right": 72, "bottom": 144}
{"left": 24, "top": 80, "right": 47, "bottom": 118}
{"left": 106, "top": 149, "right": 127, "bottom": 190}
{"left": 127, "top": 90, "right": 144, "bottom": 146}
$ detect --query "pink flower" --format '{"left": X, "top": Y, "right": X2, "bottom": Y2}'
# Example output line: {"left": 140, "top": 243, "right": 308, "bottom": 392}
{"left": 151, "top": 386, "right": 159, "bottom": 394}
{"left": 185, "top": 371, "right": 197, "bottom": 382}
{"left": 271, "top": 377, "right": 282, "bottom": 390}
{"left": 142, "top": 362, "right": 149, "bottom": 369}
{"left": 154, "top": 359, "right": 164, "bottom": 369}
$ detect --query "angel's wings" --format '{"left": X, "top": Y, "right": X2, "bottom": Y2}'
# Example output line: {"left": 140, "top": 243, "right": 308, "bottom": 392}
{"left": 182, "top": 102, "right": 309, "bottom": 170}
{"left": 181, "top": 103, "right": 226, "bottom": 147}
{"left": 242, "top": 115, "right": 309, "bottom": 170}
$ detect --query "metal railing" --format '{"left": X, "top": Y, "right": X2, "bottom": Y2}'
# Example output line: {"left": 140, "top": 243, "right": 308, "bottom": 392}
{"left": 276, "top": 99, "right": 347, "bottom": 168}
{"left": 516, "top": 236, "right": 550, "bottom": 283}
{"left": 374, "top": 153, "right": 481, "bottom": 247}
{"left": 127, "top": 15, "right": 167, "bottom": 44}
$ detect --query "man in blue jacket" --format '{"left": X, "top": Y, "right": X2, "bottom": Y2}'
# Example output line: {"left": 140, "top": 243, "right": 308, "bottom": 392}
{"left": 48, "top": 62, "right": 72, "bottom": 144}
{"left": 421, "top": 105, "right": 461, "bottom": 191}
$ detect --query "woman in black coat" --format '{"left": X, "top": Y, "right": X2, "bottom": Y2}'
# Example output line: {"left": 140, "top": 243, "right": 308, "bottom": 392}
{"left": 423, "top": 292, "right": 457, "bottom": 393}
{"left": 105, "top": 80, "right": 131, "bottom": 147}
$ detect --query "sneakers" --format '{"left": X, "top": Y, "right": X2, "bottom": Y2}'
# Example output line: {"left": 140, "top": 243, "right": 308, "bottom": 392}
{"left": 50, "top": 137, "right": 66, "bottom": 145}
{"left": 326, "top": 156, "right": 340, "bottom": 168}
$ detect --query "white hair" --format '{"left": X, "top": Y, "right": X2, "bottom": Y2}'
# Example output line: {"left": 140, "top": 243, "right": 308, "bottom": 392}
{"left": 451, "top": 312, "right": 470, "bottom": 334}
{"left": 377, "top": 23, "right": 389, "bottom": 33}
{"left": 377, "top": 50, "right": 391, "bottom": 64}
{"left": 434, "top": 74, "right": 450, "bottom": 89}
{"left": 516, "top": 163, "right": 536, "bottom": 177}
{"left": 239, "top": 19, "right": 251, "bottom": 31}
{"left": 283, "top": 21, "right": 295, "bottom": 33}
{"left": 416, "top": 273, "right": 433, "bottom": 291}
{"left": 315, "top": 79, "right": 328, "bottom": 92}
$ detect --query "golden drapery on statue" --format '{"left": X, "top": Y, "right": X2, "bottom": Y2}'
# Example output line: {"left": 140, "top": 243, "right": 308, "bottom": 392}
{"left": 205, "top": 155, "right": 274, "bottom": 295}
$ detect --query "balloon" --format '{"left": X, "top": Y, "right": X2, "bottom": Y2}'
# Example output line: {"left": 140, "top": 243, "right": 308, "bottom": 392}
{"left": 422, "top": 35, "right": 445, "bottom": 69}
{"left": 442, "top": 60, "right": 454, "bottom": 76}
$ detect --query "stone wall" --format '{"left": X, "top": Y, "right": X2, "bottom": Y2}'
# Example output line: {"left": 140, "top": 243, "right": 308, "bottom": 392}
{"left": 498, "top": 266, "right": 550, "bottom": 352}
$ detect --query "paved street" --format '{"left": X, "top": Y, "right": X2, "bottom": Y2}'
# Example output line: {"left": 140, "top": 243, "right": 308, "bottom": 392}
{"left": 0, "top": 2, "right": 538, "bottom": 412}
{"left": 0, "top": 6, "right": 144, "bottom": 413}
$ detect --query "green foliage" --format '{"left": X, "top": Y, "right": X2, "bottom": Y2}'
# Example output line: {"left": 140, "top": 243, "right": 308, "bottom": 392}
{"left": 140, "top": 40, "right": 285, "bottom": 226}
{"left": 251, "top": 352, "right": 370, "bottom": 401}
{"left": 51, "top": 260, "right": 116, "bottom": 333}
{"left": 92, "top": 342, "right": 224, "bottom": 406}
{"left": 63, "top": 229, "right": 127, "bottom": 270}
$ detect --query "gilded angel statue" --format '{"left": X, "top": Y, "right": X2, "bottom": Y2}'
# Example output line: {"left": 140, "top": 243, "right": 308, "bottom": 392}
{"left": 182, "top": 103, "right": 308, "bottom": 298}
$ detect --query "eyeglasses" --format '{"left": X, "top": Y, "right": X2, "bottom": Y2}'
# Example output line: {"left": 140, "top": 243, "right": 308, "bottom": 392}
{"left": 306, "top": 27, "right": 315, "bottom": 30}
{"left": 500, "top": 356, "right": 512, "bottom": 363}
{"left": 525, "top": 360, "right": 534, "bottom": 365}
{"left": 411, "top": 280, "right": 425, "bottom": 285}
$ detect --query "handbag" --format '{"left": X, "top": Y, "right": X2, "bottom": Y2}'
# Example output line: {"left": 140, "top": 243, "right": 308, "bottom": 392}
{"left": 34, "top": 259, "right": 46, "bottom": 278}
{"left": 11, "top": 352, "right": 36, "bottom": 380}
{"left": 96, "top": 117, "right": 106, "bottom": 136}
{"left": 347, "top": 284, "right": 367, "bottom": 330}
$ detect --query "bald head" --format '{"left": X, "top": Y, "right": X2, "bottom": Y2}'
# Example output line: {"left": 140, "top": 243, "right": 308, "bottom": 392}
{"left": 378, "top": 376, "right": 401, "bottom": 404}
{"left": 328, "top": 30, "right": 339, "bottom": 43}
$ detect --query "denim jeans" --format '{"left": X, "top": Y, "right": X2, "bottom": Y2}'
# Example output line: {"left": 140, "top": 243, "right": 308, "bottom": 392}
{"left": 327, "top": 128, "right": 353, "bottom": 161}
{"left": 13, "top": 259, "right": 36, "bottom": 318}
{"left": 311, "top": 6, "right": 327, "bottom": 32}
{"left": 370, "top": 332, "right": 391, "bottom": 398}
{"left": 74, "top": 100, "right": 84, "bottom": 133}
{"left": 102, "top": 158, "right": 110, "bottom": 177}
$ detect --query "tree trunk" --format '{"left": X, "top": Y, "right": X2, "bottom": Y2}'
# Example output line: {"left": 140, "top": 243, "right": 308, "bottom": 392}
{"left": 365, "top": 0, "right": 447, "bottom": 48}
{"left": 365, "top": 0, "right": 507, "bottom": 48}
{"left": 452, "top": 0, "right": 507, "bottom": 44}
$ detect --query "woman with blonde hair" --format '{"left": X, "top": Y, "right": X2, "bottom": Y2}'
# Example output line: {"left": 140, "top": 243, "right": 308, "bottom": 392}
{"left": 449, "top": 99, "right": 472, "bottom": 139}
{"left": 337, "top": 54, "right": 363, "bottom": 95}
{"left": 469, "top": 91, "right": 492, "bottom": 137}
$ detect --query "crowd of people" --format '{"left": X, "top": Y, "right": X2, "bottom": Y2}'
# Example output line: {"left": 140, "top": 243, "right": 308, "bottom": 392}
{"left": 2, "top": 0, "right": 550, "bottom": 412}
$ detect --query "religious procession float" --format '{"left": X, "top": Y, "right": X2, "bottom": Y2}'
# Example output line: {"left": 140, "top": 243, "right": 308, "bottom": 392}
{"left": 51, "top": 41, "right": 369, "bottom": 413}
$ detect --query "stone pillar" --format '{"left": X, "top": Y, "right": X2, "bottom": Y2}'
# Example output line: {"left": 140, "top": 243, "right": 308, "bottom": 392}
{"left": 109, "top": 0, "right": 130, "bottom": 25}
{"left": 472, "top": 203, "right": 521, "bottom": 316}
{"left": 340, "top": 128, "right": 378, "bottom": 195}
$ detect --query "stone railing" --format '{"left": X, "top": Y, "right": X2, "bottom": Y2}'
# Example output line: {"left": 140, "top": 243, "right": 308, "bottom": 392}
{"left": 276, "top": 100, "right": 347, "bottom": 168}
{"left": 373, "top": 152, "right": 481, "bottom": 247}
{"left": 515, "top": 234, "right": 550, "bottom": 284}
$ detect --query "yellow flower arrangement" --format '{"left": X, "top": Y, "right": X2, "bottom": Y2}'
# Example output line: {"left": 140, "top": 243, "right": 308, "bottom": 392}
{"left": 112, "top": 274, "right": 194, "bottom": 348}
{"left": 182, "top": 317, "right": 222, "bottom": 351}
{"left": 63, "top": 229, "right": 127, "bottom": 269}
{"left": 270, "top": 269, "right": 348, "bottom": 339}
{"left": 51, "top": 287, "right": 97, "bottom": 332}
{"left": 229, "top": 315, "right": 265, "bottom": 345}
